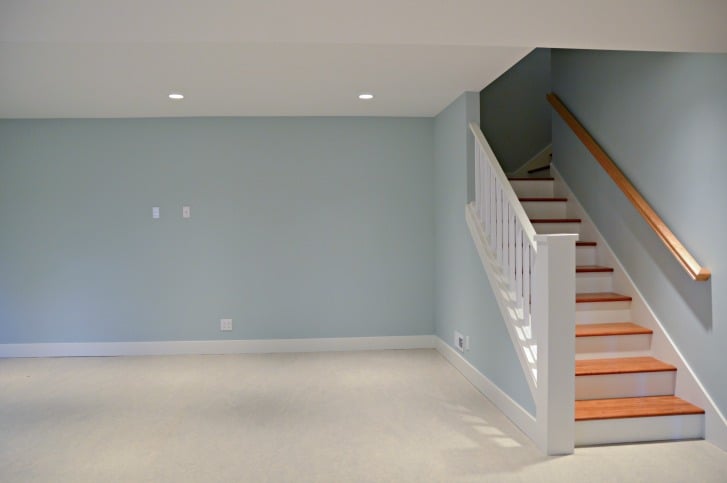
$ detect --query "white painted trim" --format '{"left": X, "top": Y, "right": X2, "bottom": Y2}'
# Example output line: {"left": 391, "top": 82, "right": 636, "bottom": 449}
{"left": 465, "top": 203, "right": 537, "bottom": 396}
{"left": 434, "top": 336, "right": 538, "bottom": 441}
{"left": 509, "top": 144, "right": 553, "bottom": 178}
{"left": 0, "top": 335, "right": 437, "bottom": 358}
{"left": 551, "top": 164, "right": 727, "bottom": 452}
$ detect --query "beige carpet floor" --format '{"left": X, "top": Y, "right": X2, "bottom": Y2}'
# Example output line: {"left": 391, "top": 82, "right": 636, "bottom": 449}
{"left": 1, "top": 349, "right": 725, "bottom": 482}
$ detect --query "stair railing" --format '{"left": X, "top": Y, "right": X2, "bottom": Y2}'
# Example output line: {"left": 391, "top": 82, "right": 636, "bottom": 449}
{"left": 547, "top": 93, "right": 710, "bottom": 281}
{"left": 466, "top": 122, "right": 577, "bottom": 455}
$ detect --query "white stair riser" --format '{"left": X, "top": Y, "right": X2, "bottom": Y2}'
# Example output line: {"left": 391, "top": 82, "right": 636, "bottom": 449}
{"left": 576, "top": 246, "right": 597, "bottom": 265}
{"left": 532, "top": 222, "right": 581, "bottom": 235}
{"left": 521, "top": 201, "right": 567, "bottom": 219}
{"left": 576, "top": 272, "right": 613, "bottom": 293}
{"left": 576, "top": 333, "right": 652, "bottom": 355}
{"left": 509, "top": 180, "right": 554, "bottom": 198}
{"left": 576, "top": 309, "right": 632, "bottom": 324}
{"left": 575, "top": 414, "right": 704, "bottom": 446}
{"left": 576, "top": 371, "right": 676, "bottom": 400}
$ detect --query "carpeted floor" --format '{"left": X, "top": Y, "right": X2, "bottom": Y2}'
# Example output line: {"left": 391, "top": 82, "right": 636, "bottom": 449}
{"left": 1, "top": 349, "right": 725, "bottom": 482}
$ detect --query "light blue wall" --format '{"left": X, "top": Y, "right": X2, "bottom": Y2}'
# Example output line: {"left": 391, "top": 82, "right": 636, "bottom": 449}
{"left": 434, "top": 92, "right": 535, "bottom": 413}
{"left": 552, "top": 50, "right": 727, "bottom": 414}
{"left": 480, "top": 48, "right": 551, "bottom": 173}
{"left": 0, "top": 117, "right": 435, "bottom": 343}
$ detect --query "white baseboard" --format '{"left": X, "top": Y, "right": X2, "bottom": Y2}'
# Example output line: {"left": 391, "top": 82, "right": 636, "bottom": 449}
{"left": 434, "top": 336, "right": 537, "bottom": 442}
{"left": 0, "top": 335, "right": 437, "bottom": 358}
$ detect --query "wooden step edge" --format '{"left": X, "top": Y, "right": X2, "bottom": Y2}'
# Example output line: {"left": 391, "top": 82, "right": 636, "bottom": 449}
{"left": 576, "top": 322, "right": 653, "bottom": 338}
{"left": 507, "top": 177, "right": 554, "bottom": 181}
{"left": 575, "top": 396, "right": 704, "bottom": 421}
{"left": 519, "top": 197, "right": 568, "bottom": 202}
{"left": 576, "top": 265, "right": 614, "bottom": 273}
{"left": 530, "top": 218, "right": 582, "bottom": 224}
{"left": 576, "top": 292, "right": 632, "bottom": 303}
{"left": 576, "top": 241, "right": 597, "bottom": 247}
{"left": 575, "top": 356, "right": 676, "bottom": 376}
{"left": 527, "top": 164, "right": 552, "bottom": 174}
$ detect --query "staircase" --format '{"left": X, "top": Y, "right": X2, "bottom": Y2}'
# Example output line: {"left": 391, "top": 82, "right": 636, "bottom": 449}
{"left": 511, "top": 172, "right": 705, "bottom": 447}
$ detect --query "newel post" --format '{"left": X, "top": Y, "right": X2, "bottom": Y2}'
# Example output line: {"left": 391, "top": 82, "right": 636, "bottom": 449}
{"left": 532, "top": 233, "right": 578, "bottom": 455}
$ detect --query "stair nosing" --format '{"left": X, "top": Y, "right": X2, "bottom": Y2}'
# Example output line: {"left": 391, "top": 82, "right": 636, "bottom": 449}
{"left": 575, "top": 356, "right": 676, "bottom": 376}
{"left": 576, "top": 292, "right": 632, "bottom": 303}
{"left": 508, "top": 177, "right": 554, "bottom": 181}
{"left": 575, "top": 396, "right": 704, "bottom": 421}
{"left": 519, "top": 197, "right": 568, "bottom": 202}
{"left": 576, "top": 265, "right": 614, "bottom": 273}
{"left": 530, "top": 218, "right": 582, "bottom": 224}
{"left": 575, "top": 322, "right": 653, "bottom": 338}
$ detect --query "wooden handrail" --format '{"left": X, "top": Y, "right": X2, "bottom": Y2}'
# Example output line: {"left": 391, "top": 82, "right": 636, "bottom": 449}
{"left": 547, "top": 93, "right": 710, "bottom": 281}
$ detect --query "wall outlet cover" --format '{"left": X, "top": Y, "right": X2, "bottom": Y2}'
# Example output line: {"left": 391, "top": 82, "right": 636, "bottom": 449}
{"left": 454, "top": 331, "right": 465, "bottom": 352}
{"left": 220, "top": 318, "right": 232, "bottom": 331}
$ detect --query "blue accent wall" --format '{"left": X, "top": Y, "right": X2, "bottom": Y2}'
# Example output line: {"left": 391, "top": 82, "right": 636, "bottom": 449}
{"left": 480, "top": 48, "right": 551, "bottom": 173}
{"left": 0, "top": 117, "right": 435, "bottom": 343}
{"left": 434, "top": 92, "right": 535, "bottom": 413}
{"left": 552, "top": 49, "right": 727, "bottom": 415}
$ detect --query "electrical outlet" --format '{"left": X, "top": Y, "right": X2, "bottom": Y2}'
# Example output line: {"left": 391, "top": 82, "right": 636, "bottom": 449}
{"left": 454, "top": 331, "right": 465, "bottom": 352}
{"left": 220, "top": 318, "right": 232, "bottom": 331}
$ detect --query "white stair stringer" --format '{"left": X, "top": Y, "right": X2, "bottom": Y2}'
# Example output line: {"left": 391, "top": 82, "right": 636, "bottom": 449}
{"left": 465, "top": 203, "right": 537, "bottom": 397}
{"left": 550, "top": 165, "right": 727, "bottom": 450}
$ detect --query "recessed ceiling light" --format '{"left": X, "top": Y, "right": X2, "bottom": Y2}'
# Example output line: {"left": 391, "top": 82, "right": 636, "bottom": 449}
{"left": 168, "top": 93, "right": 184, "bottom": 100}
{"left": 358, "top": 93, "right": 374, "bottom": 100}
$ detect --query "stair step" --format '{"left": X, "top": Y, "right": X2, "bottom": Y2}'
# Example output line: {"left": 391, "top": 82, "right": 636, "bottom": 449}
{"left": 575, "top": 357, "right": 676, "bottom": 400}
{"left": 531, "top": 218, "right": 581, "bottom": 223}
{"left": 576, "top": 265, "right": 614, "bottom": 273}
{"left": 519, "top": 197, "right": 567, "bottom": 202}
{"left": 508, "top": 177, "right": 554, "bottom": 181}
{"left": 510, "top": 178, "right": 554, "bottom": 197}
{"left": 576, "top": 322, "right": 652, "bottom": 338}
{"left": 575, "top": 396, "right": 704, "bottom": 421}
{"left": 576, "top": 322, "right": 653, "bottom": 357}
{"left": 576, "top": 292, "right": 632, "bottom": 303}
{"left": 576, "top": 242, "right": 597, "bottom": 266}
{"left": 527, "top": 164, "right": 551, "bottom": 175}
{"left": 576, "top": 356, "right": 675, "bottom": 376}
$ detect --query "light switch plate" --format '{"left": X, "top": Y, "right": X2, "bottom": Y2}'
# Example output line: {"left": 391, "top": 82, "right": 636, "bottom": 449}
{"left": 152, "top": 207, "right": 160, "bottom": 219}
{"left": 182, "top": 206, "right": 190, "bottom": 219}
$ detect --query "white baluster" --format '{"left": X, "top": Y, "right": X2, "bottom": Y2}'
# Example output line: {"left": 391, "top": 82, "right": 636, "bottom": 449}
{"left": 516, "top": 224, "right": 523, "bottom": 307}
{"left": 523, "top": 242, "right": 531, "bottom": 326}
{"left": 510, "top": 210, "right": 516, "bottom": 289}
{"left": 474, "top": 145, "right": 480, "bottom": 219}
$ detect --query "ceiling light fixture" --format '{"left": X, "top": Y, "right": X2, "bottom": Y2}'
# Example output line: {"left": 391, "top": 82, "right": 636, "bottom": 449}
{"left": 168, "top": 93, "right": 184, "bottom": 100}
{"left": 358, "top": 93, "right": 374, "bottom": 100}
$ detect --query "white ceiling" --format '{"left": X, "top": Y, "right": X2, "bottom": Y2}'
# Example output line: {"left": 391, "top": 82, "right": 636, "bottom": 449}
{"left": 1, "top": 0, "right": 726, "bottom": 118}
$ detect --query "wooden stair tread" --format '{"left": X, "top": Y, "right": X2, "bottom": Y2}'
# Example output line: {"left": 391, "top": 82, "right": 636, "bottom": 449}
{"left": 576, "top": 265, "right": 614, "bottom": 273}
{"left": 576, "top": 356, "right": 675, "bottom": 376}
{"left": 508, "top": 177, "right": 554, "bottom": 181}
{"left": 519, "top": 197, "right": 568, "bottom": 202}
{"left": 576, "top": 322, "right": 653, "bottom": 338}
{"left": 576, "top": 241, "right": 597, "bottom": 247}
{"left": 531, "top": 218, "right": 581, "bottom": 223}
{"left": 576, "top": 292, "right": 632, "bottom": 303}
{"left": 575, "top": 396, "right": 704, "bottom": 421}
